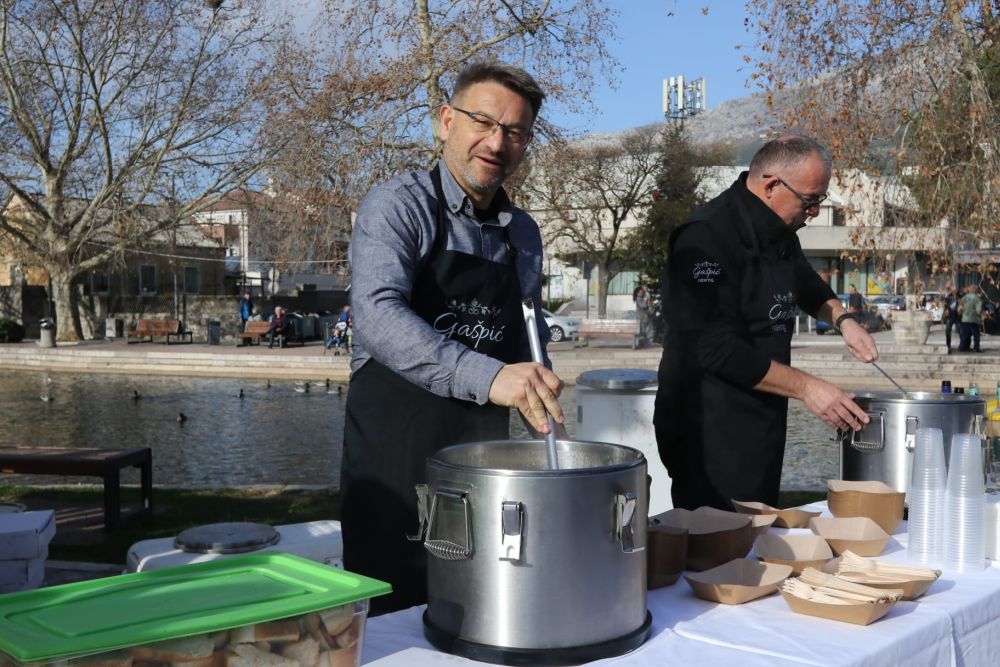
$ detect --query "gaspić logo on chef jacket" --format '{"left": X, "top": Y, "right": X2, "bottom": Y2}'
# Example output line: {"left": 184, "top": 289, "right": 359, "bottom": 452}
{"left": 692, "top": 260, "right": 721, "bottom": 284}
{"left": 768, "top": 290, "right": 799, "bottom": 322}
{"left": 433, "top": 298, "right": 506, "bottom": 349}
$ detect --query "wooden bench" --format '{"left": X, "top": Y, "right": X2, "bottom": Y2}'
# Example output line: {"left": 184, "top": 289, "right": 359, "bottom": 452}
{"left": 126, "top": 319, "right": 193, "bottom": 344}
{"left": 0, "top": 447, "right": 153, "bottom": 529}
{"left": 237, "top": 320, "right": 270, "bottom": 346}
{"left": 576, "top": 318, "right": 646, "bottom": 350}
{"left": 237, "top": 319, "right": 304, "bottom": 348}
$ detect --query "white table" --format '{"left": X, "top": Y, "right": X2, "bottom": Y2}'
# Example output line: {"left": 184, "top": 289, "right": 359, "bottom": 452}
{"left": 363, "top": 502, "right": 1000, "bottom": 667}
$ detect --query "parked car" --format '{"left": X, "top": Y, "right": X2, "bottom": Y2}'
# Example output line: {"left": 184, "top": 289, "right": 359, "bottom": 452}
{"left": 815, "top": 294, "right": 889, "bottom": 334}
{"left": 920, "top": 291, "right": 944, "bottom": 323}
{"left": 542, "top": 309, "right": 581, "bottom": 343}
{"left": 869, "top": 295, "right": 905, "bottom": 321}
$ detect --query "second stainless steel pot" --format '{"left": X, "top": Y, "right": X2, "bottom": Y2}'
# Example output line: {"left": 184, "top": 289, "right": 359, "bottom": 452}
{"left": 839, "top": 391, "right": 986, "bottom": 496}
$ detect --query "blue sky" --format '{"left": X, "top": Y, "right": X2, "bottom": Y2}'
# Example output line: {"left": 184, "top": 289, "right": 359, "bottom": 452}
{"left": 547, "top": 0, "right": 758, "bottom": 134}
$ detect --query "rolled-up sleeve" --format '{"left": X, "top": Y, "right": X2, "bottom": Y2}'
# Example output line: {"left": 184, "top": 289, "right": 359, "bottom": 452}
{"left": 670, "top": 224, "right": 773, "bottom": 388}
{"left": 350, "top": 186, "right": 504, "bottom": 404}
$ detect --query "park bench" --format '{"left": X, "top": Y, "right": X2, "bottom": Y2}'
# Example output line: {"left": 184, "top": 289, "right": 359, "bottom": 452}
{"left": 0, "top": 447, "right": 152, "bottom": 529}
{"left": 237, "top": 320, "right": 270, "bottom": 346}
{"left": 126, "top": 319, "right": 193, "bottom": 344}
{"left": 576, "top": 318, "right": 646, "bottom": 350}
{"left": 237, "top": 319, "right": 304, "bottom": 348}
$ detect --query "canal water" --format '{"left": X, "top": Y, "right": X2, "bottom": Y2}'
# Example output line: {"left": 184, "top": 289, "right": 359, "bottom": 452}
{"left": 0, "top": 370, "right": 835, "bottom": 490}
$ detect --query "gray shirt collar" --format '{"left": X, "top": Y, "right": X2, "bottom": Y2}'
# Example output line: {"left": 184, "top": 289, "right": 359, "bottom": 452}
{"left": 440, "top": 161, "right": 514, "bottom": 228}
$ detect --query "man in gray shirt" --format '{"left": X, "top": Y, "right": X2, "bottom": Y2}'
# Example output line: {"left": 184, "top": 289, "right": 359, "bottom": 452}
{"left": 342, "top": 61, "right": 563, "bottom": 614}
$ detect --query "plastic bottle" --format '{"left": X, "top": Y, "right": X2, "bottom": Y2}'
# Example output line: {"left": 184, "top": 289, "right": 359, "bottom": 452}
{"left": 970, "top": 382, "right": 981, "bottom": 397}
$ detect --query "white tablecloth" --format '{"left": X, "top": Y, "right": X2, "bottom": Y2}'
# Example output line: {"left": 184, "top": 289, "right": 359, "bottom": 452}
{"left": 363, "top": 502, "right": 1000, "bottom": 667}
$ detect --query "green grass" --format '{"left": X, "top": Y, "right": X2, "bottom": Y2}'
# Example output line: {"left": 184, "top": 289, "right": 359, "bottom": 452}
{"left": 0, "top": 485, "right": 340, "bottom": 564}
{"left": 777, "top": 490, "right": 826, "bottom": 507}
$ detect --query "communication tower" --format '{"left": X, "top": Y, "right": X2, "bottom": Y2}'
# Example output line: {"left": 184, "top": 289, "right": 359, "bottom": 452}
{"left": 663, "top": 76, "right": 707, "bottom": 121}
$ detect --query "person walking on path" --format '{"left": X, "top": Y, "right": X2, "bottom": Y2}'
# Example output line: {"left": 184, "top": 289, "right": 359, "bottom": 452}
{"left": 340, "top": 61, "right": 564, "bottom": 615}
{"left": 654, "top": 136, "right": 879, "bottom": 512}
{"left": 944, "top": 284, "right": 961, "bottom": 353}
{"left": 958, "top": 285, "right": 983, "bottom": 353}
{"left": 847, "top": 284, "right": 863, "bottom": 313}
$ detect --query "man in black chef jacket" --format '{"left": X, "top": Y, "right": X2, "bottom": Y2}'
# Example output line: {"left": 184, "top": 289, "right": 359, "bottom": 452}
{"left": 342, "top": 62, "right": 565, "bottom": 615}
{"left": 654, "top": 136, "right": 879, "bottom": 511}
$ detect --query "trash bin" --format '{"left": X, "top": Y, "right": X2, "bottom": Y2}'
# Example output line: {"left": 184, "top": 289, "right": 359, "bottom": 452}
{"left": 206, "top": 320, "right": 221, "bottom": 345}
{"left": 105, "top": 317, "right": 124, "bottom": 340}
{"left": 38, "top": 318, "right": 55, "bottom": 349}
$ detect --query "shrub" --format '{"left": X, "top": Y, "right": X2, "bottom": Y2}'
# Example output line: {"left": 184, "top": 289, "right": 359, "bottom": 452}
{"left": 0, "top": 318, "right": 25, "bottom": 343}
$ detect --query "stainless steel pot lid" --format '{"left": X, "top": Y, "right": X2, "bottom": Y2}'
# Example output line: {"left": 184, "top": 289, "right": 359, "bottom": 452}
{"left": 174, "top": 522, "right": 280, "bottom": 554}
{"left": 853, "top": 391, "right": 985, "bottom": 404}
{"left": 576, "top": 368, "right": 657, "bottom": 390}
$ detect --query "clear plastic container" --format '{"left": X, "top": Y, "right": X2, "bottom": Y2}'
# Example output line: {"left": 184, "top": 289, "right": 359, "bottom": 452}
{"left": 0, "top": 553, "right": 390, "bottom": 666}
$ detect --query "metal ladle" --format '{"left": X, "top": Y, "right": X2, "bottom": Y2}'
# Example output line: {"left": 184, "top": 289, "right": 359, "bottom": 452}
{"left": 871, "top": 361, "right": 910, "bottom": 398}
{"left": 521, "top": 299, "right": 559, "bottom": 469}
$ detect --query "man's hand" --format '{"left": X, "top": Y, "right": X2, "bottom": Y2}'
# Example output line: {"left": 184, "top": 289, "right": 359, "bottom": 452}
{"left": 840, "top": 318, "right": 878, "bottom": 363}
{"left": 801, "top": 376, "right": 869, "bottom": 431}
{"left": 489, "top": 362, "right": 564, "bottom": 433}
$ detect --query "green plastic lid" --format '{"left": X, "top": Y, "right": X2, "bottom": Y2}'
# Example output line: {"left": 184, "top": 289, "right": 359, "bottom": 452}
{"left": 0, "top": 552, "right": 390, "bottom": 663}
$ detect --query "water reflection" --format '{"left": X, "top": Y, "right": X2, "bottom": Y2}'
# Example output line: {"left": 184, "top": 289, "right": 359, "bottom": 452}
{"left": 0, "top": 370, "right": 833, "bottom": 490}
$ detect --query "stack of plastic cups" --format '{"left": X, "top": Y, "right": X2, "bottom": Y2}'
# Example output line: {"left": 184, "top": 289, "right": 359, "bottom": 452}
{"left": 944, "top": 433, "right": 987, "bottom": 572}
{"left": 908, "top": 428, "right": 946, "bottom": 566}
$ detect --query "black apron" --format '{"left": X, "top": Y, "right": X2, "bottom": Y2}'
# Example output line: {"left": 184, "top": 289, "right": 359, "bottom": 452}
{"left": 340, "top": 166, "right": 525, "bottom": 615}
{"left": 657, "top": 206, "right": 797, "bottom": 511}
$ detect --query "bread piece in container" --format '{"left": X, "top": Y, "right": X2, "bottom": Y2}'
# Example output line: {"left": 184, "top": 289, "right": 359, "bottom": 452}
{"left": 128, "top": 635, "right": 215, "bottom": 662}
{"left": 224, "top": 644, "right": 298, "bottom": 667}
{"left": 278, "top": 637, "right": 321, "bottom": 665}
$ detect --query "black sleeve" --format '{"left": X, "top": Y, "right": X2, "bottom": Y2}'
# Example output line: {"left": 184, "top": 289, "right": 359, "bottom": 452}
{"left": 793, "top": 246, "right": 837, "bottom": 317}
{"left": 669, "top": 223, "right": 773, "bottom": 388}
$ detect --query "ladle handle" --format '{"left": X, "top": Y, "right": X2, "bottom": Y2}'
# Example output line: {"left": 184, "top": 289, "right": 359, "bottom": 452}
{"left": 521, "top": 299, "right": 559, "bottom": 470}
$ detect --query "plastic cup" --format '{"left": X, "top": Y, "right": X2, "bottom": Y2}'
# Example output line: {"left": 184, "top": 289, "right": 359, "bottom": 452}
{"left": 908, "top": 428, "right": 946, "bottom": 565}
{"left": 944, "top": 433, "right": 986, "bottom": 572}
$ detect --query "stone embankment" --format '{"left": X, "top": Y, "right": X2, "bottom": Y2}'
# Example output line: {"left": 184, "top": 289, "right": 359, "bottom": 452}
{"left": 0, "top": 328, "right": 995, "bottom": 390}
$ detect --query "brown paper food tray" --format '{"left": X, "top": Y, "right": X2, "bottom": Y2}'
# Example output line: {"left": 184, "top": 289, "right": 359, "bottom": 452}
{"left": 647, "top": 524, "right": 688, "bottom": 589}
{"left": 822, "top": 556, "right": 941, "bottom": 600}
{"left": 827, "top": 480, "right": 905, "bottom": 534}
{"left": 684, "top": 558, "right": 793, "bottom": 605}
{"left": 731, "top": 499, "right": 821, "bottom": 529}
{"left": 698, "top": 506, "right": 776, "bottom": 540}
{"left": 753, "top": 534, "right": 833, "bottom": 575}
{"left": 650, "top": 508, "right": 753, "bottom": 572}
{"left": 809, "top": 516, "right": 891, "bottom": 557}
{"left": 780, "top": 589, "right": 898, "bottom": 625}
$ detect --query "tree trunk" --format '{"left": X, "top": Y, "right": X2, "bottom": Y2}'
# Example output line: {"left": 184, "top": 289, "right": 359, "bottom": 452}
{"left": 49, "top": 270, "right": 84, "bottom": 342}
{"left": 597, "top": 267, "right": 610, "bottom": 318}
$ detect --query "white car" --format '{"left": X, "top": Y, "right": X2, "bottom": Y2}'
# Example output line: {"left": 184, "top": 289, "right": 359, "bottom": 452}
{"left": 542, "top": 309, "right": 580, "bottom": 343}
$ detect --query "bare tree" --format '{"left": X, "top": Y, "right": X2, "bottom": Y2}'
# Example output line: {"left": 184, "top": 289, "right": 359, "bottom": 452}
{"left": 0, "top": 0, "right": 295, "bottom": 339}
{"left": 746, "top": 0, "right": 1000, "bottom": 288}
{"left": 520, "top": 125, "right": 662, "bottom": 317}
{"left": 266, "top": 0, "right": 619, "bottom": 212}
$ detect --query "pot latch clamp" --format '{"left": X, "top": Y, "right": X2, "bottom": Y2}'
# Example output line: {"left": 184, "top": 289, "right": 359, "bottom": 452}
{"left": 615, "top": 492, "right": 645, "bottom": 554}
{"left": 904, "top": 415, "right": 920, "bottom": 452}
{"left": 406, "top": 484, "right": 430, "bottom": 542}
{"left": 500, "top": 500, "right": 523, "bottom": 562}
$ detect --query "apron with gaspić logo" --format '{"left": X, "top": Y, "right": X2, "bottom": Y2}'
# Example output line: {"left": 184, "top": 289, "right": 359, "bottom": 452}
{"left": 658, "top": 202, "right": 798, "bottom": 511}
{"left": 340, "top": 165, "right": 525, "bottom": 615}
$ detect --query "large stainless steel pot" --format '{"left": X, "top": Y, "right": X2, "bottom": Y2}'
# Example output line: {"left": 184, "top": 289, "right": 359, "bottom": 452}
{"left": 839, "top": 392, "right": 986, "bottom": 496}
{"left": 415, "top": 439, "right": 651, "bottom": 666}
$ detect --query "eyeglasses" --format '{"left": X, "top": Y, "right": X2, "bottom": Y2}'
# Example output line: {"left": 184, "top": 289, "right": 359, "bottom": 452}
{"left": 764, "top": 174, "right": 827, "bottom": 210}
{"left": 451, "top": 107, "right": 533, "bottom": 146}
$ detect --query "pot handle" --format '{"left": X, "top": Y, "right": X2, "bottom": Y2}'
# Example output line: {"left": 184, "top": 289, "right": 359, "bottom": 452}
{"left": 615, "top": 492, "right": 645, "bottom": 554}
{"left": 500, "top": 500, "right": 523, "bottom": 562}
{"left": 842, "top": 411, "right": 885, "bottom": 452}
{"left": 423, "top": 488, "right": 474, "bottom": 561}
